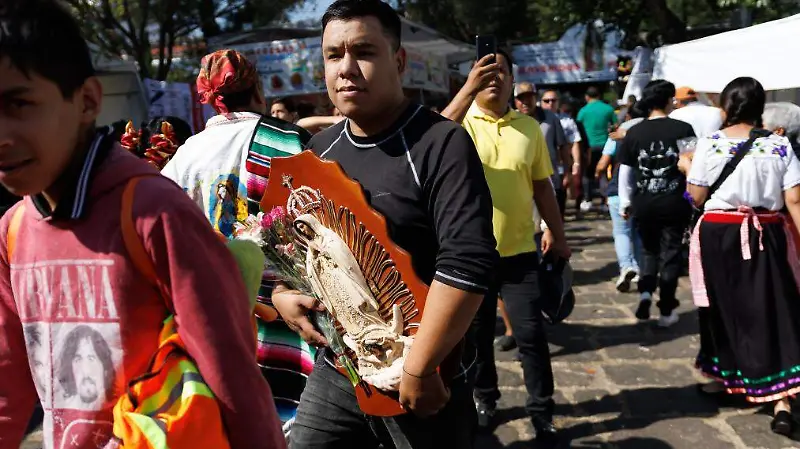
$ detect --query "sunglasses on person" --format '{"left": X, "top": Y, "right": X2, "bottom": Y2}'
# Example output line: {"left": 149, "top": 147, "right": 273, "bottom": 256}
{"left": 541, "top": 98, "right": 558, "bottom": 104}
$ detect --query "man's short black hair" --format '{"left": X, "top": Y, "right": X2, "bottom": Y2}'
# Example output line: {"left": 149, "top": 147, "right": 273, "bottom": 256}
{"left": 0, "top": 0, "right": 95, "bottom": 98}
{"left": 640, "top": 79, "right": 676, "bottom": 114}
{"left": 586, "top": 86, "right": 600, "bottom": 99}
{"left": 296, "top": 101, "right": 316, "bottom": 119}
{"left": 272, "top": 97, "right": 297, "bottom": 113}
{"left": 220, "top": 84, "right": 258, "bottom": 112}
{"left": 496, "top": 48, "right": 514, "bottom": 74}
{"left": 322, "top": 0, "right": 402, "bottom": 51}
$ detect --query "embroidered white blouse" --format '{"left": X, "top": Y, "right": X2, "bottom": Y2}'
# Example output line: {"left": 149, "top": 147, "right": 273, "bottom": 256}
{"left": 687, "top": 131, "right": 800, "bottom": 211}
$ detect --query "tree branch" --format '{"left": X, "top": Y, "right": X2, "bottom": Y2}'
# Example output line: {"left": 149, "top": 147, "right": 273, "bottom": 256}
{"left": 121, "top": 0, "right": 141, "bottom": 50}
{"left": 99, "top": 0, "right": 137, "bottom": 44}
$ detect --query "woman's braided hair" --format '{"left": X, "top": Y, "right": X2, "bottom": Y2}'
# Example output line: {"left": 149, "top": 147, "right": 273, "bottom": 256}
{"left": 720, "top": 77, "right": 765, "bottom": 128}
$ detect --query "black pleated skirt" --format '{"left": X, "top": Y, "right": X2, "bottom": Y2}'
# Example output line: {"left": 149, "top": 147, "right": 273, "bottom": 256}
{"left": 695, "top": 218, "right": 800, "bottom": 403}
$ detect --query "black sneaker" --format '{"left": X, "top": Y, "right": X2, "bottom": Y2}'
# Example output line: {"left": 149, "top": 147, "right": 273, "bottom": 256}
{"left": 635, "top": 299, "right": 652, "bottom": 321}
{"left": 771, "top": 410, "right": 793, "bottom": 437}
{"left": 532, "top": 415, "right": 558, "bottom": 440}
{"left": 494, "top": 335, "right": 517, "bottom": 352}
{"left": 475, "top": 401, "right": 496, "bottom": 432}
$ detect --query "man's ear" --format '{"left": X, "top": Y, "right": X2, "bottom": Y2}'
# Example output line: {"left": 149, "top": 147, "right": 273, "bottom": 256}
{"left": 775, "top": 127, "right": 787, "bottom": 137}
{"left": 78, "top": 77, "right": 103, "bottom": 125}
{"left": 396, "top": 46, "right": 407, "bottom": 76}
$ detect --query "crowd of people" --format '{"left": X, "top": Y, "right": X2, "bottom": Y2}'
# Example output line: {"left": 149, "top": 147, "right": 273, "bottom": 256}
{"left": 3, "top": 0, "right": 800, "bottom": 448}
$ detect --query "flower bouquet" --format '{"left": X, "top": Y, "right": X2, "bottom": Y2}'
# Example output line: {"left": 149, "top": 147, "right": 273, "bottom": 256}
{"left": 233, "top": 206, "right": 361, "bottom": 386}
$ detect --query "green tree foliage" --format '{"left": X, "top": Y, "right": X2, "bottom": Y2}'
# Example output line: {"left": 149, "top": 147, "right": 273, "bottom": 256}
{"left": 402, "top": 0, "right": 799, "bottom": 48}
{"left": 66, "top": 0, "right": 306, "bottom": 80}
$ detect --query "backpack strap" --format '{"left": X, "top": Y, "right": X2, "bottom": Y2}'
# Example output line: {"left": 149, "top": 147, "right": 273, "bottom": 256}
{"left": 120, "top": 175, "right": 174, "bottom": 313}
{"left": 7, "top": 205, "right": 25, "bottom": 262}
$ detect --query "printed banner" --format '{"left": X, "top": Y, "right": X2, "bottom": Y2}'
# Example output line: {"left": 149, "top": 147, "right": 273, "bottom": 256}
{"left": 403, "top": 47, "right": 450, "bottom": 93}
{"left": 144, "top": 79, "right": 208, "bottom": 132}
{"left": 513, "top": 22, "right": 625, "bottom": 85}
{"left": 227, "top": 37, "right": 450, "bottom": 96}
{"left": 230, "top": 37, "right": 327, "bottom": 98}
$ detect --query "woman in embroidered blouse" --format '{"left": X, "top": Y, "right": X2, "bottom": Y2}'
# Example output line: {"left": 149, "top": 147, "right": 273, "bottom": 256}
{"left": 679, "top": 77, "right": 800, "bottom": 437}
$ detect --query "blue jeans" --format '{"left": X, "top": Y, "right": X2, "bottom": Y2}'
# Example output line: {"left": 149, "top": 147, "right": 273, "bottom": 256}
{"left": 608, "top": 196, "right": 642, "bottom": 273}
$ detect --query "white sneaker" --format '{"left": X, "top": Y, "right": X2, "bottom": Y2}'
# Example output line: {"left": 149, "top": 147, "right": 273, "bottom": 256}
{"left": 579, "top": 200, "right": 593, "bottom": 212}
{"left": 615, "top": 268, "right": 637, "bottom": 292}
{"left": 658, "top": 312, "right": 679, "bottom": 328}
{"left": 631, "top": 273, "right": 640, "bottom": 283}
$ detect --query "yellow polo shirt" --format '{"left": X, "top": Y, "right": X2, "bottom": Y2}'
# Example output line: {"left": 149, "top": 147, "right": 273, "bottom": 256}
{"left": 462, "top": 104, "right": 553, "bottom": 258}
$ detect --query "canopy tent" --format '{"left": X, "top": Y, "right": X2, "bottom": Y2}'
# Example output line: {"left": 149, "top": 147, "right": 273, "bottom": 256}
{"left": 653, "top": 14, "right": 800, "bottom": 93}
{"left": 89, "top": 47, "right": 149, "bottom": 127}
{"left": 399, "top": 17, "right": 473, "bottom": 64}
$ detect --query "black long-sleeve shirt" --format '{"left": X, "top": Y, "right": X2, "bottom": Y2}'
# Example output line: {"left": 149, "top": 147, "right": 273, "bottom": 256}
{"left": 307, "top": 103, "right": 498, "bottom": 293}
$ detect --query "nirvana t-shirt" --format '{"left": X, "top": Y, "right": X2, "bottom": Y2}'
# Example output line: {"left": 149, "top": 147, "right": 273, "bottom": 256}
{"left": 618, "top": 117, "right": 695, "bottom": 220}
{"left": 306, "top": 103, "right": 498, "bottom": 294}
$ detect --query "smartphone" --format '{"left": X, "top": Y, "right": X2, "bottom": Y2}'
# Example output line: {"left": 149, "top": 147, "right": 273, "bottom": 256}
{"left": 475, "top": 35, "right": 497, "bottom": 63}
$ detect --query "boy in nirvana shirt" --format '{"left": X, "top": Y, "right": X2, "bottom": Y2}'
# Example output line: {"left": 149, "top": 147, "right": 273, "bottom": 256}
{"left": 0, "top": 2, "right": 284, "bottom": 448}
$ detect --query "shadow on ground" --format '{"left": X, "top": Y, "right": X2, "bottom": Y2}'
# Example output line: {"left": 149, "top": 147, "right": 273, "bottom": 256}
{"left": 546, "top": 309, "right": 699, "bottom": 359}
{"left": 571, "top": 261, "right": 619, "bottom": 287}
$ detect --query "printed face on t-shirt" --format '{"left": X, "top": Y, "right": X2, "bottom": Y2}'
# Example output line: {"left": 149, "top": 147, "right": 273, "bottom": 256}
{"left": 72, "top": 338, "right": 104, "bottom": 405}
{"left": 56, "top": 324, "right": 115, "bottom": 411}
{"left": 24, "top": 324, "right": 49, "bottom": 402}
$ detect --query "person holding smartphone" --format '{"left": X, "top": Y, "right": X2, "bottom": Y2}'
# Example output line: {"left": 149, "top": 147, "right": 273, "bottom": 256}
{"left": 442, "top": 46, "right": 571, "bottom": 442}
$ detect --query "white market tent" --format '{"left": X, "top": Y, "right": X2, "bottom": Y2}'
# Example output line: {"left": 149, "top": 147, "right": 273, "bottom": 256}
{"left": 653, "top": 14, "right": 800, "bottom": 94}
{"left": 90, "top": 46, "right": 149, "bottom": 127}
{"left": 399, "top": 17, "right": 473, "bottom": 65}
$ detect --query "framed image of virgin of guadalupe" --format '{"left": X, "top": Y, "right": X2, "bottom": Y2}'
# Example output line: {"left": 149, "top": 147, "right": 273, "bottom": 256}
{"left": 261, "top": 150, "right": 462, "bottom": 417}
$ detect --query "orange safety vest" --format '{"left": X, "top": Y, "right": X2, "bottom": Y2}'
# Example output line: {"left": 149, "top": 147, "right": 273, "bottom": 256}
{"left": 113, "top": 176, "right": 233, "bottom": 449}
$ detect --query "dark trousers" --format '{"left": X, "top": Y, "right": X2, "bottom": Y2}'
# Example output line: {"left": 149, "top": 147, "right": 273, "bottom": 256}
{"left": 555, "top": 187, "right": 567, "bottom": 218}
{"left": 290, "top": 356, "right": 476, "bottom": 449}
{"left": 580, "top": 148, "right": 604, "bottom": 203}
{"left": 636, "top": 218, "right": 686, "bottom": 315}
{"left": 471, "top": 252, "right": 554, "bottom": 418}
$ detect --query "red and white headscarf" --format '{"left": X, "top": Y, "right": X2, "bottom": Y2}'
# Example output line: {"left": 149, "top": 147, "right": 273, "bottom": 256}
{"left": 196, "top": 49, "right": 259, "bottom": 114}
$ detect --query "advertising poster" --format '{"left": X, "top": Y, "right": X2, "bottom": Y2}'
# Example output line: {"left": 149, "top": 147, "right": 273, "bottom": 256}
{"left": 230, "top": 37, "right": 327, "bottom": 97}
{"left": 228, "top": 37, "right": 450, "bottom": 96}
{"left": 143, "top": 78, "right": 208, "bottom": 132}
{"left": 513, "top": 22, "right": 625, "bottom": 85}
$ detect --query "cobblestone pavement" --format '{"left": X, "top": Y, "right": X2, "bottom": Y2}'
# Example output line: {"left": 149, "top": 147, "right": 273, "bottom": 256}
{"left": 21, "top": 210, "right": 800, "bottom": 449}
{"left": 476, "top": 210, "right": 800, "bottom": 449}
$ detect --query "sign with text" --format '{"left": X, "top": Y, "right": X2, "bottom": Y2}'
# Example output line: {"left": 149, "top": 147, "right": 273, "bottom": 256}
{"left": 144, "top": 79, "right": 208, "bottom": 132}
{"left": 513, "top": 22, "right": 625, "bottom": 85}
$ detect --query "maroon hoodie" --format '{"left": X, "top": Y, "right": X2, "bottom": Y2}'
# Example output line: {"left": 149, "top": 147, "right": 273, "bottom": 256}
{"left": 0, "top": 135, "right": 285, "bottom": 449}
